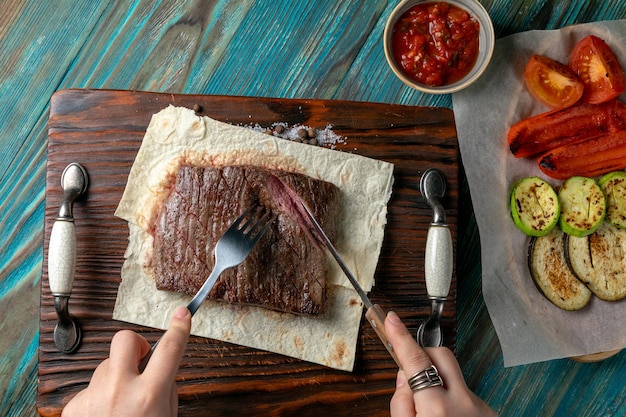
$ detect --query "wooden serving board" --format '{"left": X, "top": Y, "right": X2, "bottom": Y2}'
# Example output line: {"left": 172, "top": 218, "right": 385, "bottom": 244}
{"left": 38, "top": 89, "right": 458, "bottom": 416}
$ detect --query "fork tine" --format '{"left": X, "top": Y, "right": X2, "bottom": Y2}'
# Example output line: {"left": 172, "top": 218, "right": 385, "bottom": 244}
{"left": 238, "top": 205, "right": 274, "bottom": 236}
{"left": 247, "top": 210, "right": 275, "bottom": 242}
{"left": 238, "top": 205, "right": 265, "bottom": 233}
{"left": 230, "top": 203, "right": 258, "bottom": 229}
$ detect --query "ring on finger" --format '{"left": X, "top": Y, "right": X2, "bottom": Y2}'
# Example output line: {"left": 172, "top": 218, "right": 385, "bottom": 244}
{"left": 408, "top": 365, "right": 444, "bottom": 392}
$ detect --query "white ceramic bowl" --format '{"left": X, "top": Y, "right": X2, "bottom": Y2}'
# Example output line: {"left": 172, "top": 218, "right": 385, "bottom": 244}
{"left": 384, "top": 0, "right": 495, "bottom": 94}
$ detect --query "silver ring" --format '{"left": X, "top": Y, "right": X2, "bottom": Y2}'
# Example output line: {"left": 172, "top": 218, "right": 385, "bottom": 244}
{"left": 408, "top": 365, "right": 444, "bottom": 392}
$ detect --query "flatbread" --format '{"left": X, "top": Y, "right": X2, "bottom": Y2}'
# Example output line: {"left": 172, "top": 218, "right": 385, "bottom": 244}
{"left": 113, "top": 105, "right": 394, "bottom": 371}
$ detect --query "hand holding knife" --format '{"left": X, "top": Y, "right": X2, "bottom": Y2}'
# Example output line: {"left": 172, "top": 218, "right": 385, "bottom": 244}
{"left": 300, "top": 202, "right": 401, "bottom": 367}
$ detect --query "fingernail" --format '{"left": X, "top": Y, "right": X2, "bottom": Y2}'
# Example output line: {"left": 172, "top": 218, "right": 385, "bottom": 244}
{"left": 174, "top": 306, "right": 190, "bottom": 319}
{"left": 387, "top": 310, "right": 402, "bottom": 325}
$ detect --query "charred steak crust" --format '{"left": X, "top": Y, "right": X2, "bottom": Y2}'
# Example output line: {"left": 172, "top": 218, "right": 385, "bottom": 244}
{"left": 152, "top": 165, "right": 341, "bottom": 316}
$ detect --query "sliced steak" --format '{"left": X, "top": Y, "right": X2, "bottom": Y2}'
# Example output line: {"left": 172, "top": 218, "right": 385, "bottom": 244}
{"left": 151, "top": 165, "right": 340, "bottom": 315}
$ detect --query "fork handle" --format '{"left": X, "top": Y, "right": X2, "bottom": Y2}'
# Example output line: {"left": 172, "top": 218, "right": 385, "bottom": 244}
{"left": 138, "top": 266, "right": 223, "bottom": 372}
{"left": 137, "top": 338, "right": 159, "bottom": 372}
{"left": 187, "top": 264, "right": 223, "bottom": 315}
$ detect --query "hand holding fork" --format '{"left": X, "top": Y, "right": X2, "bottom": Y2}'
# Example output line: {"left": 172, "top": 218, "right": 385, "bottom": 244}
{"left": 138, "top": 203, "right": 274, "bottom": 371}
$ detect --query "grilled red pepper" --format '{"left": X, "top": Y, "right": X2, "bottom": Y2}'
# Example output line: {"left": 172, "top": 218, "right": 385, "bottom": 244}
{"left": 539, "top": 130, "right": 626, "bottom": 179}
{"left": 508, "top": 99, "right": 626, "bottom": 158}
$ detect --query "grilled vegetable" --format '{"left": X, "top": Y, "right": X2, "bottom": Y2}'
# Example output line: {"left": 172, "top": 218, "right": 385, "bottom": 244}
{"left": 539, "top": 130, "right": 626, "bottom": 180}
{"left": 558, "top": 176, "right": 605, "bottom": 237}
{"left": 570, "top": 35, "right": 626, "bottom": 104}
{"left": 528, "top": 228, "right": 592, "bottom": 310}
{"left": 510, "top": 177, "right": 559, "bottom": 236}
{"left": 524, "top": 54, "right": 584, "bottom": 109}
{"left": 566, "top": 222, "right": 626, "bottom": 301}
{"left": 508, "top": 99, "right": 626, "bottom": 159}
{"left": 598, "top": 171, "right": 626, "bottom": 228}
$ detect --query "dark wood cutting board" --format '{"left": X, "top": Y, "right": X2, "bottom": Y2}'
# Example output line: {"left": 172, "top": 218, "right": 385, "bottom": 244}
{"left": 38, "top": 89, "right": 458, "bottom": 417}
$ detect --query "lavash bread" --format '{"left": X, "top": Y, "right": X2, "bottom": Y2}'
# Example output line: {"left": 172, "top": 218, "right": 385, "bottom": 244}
{"left": 113, "top": 105, "right": 394, "bottom": 371}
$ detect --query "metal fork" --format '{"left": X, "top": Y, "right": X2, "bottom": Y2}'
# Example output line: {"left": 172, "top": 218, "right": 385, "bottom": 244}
{"left": 138, "top": 203, "right": 274, "bottom": 371}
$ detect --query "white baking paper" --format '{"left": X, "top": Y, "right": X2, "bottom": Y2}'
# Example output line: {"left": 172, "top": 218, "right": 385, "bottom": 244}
{"left": 452, "top": 20, "right": 626, "bottom": 367}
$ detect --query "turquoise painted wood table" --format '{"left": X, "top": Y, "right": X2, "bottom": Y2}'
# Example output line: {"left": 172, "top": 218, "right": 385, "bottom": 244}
{"left": 2, "top": 1, "right": 625, "bottom": 416}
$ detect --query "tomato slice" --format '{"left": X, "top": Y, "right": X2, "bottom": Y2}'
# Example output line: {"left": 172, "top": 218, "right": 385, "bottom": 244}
{"left": 524, "top": 54, "right": 584, "bottom": 109}
{"left": 570, "top": 35, "right": 626, "bottom": 104}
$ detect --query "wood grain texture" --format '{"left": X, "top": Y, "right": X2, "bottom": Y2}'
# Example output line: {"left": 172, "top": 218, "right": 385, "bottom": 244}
{"left": 37, "top": 89, "right": 459, "bottom": 416}
{"left": 2, "top": 0, "right": 626, "bottom": 416}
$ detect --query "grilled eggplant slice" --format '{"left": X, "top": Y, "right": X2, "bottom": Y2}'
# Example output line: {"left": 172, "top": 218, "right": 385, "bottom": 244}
{"left": 510, "top": 176, "right": 560, "bottom": 236}
{"left": 566, "top": 222, "right": 626, "bottom": 301}
{"left": 598, "top": 171, "right": 626, "bottom": 228}
{"left": 558, "top": 176, "right": 605, "bottom": 237}
{"left": 528, "top": 228, "right": 592, "bottom": 310}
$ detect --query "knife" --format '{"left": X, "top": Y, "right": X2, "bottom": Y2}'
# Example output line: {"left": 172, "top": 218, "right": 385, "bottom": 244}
{"left": 300, "top": 202, "right": 400, "bottom": 367}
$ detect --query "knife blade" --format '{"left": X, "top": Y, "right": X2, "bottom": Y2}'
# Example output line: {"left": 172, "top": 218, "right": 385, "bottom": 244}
{"left": 300, "top": 202, "right": 400, "bottom": 367}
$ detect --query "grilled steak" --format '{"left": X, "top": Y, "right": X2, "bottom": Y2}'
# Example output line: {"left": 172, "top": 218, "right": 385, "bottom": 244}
{"left": 151, "top": 165, "right": 340, "bottom": 315}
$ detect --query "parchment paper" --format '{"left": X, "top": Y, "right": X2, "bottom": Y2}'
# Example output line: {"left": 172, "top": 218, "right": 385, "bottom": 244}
{"left": 113, "top": 106, "right": 394, "bottom": 371}
{"left": 452, "top": 20, "right": 626, "bottom": 367}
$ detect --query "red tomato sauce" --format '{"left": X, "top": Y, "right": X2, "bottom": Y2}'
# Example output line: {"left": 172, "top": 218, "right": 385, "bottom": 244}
{"left": 391, "top": 2, "right": 480, "bottom": 87}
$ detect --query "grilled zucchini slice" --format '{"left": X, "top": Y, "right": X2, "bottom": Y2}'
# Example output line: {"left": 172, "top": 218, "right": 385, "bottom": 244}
{"left": 528, "top": 228, "right": 592, "bottom": 310}
{"left": 558, "top": 176, "right": 605, "bottom": 237}
{"left": 598, "top": 171, "right": 626, "bottom": 228}
{"left": 510, "top": 176, "right": 559, "bottom": 236}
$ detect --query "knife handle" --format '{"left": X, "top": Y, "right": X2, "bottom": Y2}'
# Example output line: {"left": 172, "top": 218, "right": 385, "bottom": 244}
{"left": 365, "top": 304, "right": 401, "bottom": 367}
{"left": 424, "top": 224, "right": 453, "bottom": 299}
{"left": 48, "top": 219, "right": 77, "bottom": 296}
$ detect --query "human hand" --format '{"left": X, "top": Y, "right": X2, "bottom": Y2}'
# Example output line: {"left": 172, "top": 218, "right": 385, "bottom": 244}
{"left": 62, "top": 306, "right": 192, "bottom": 417}
{"left": 385, "top": 311, "right": 497, "bottom": 417}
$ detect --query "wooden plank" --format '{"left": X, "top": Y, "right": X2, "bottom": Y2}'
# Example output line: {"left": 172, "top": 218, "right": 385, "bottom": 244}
{"left": 3, "top": 1, "right": 622, "bottom": 416}
{"left": 37, "top": 89, "right": 458, "bottom": 416}
{"left": 0, "top": 2, "right": 113, "bottom": 416}
{"left": 194, "top": 1, "right": 387, "bottom": 98}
